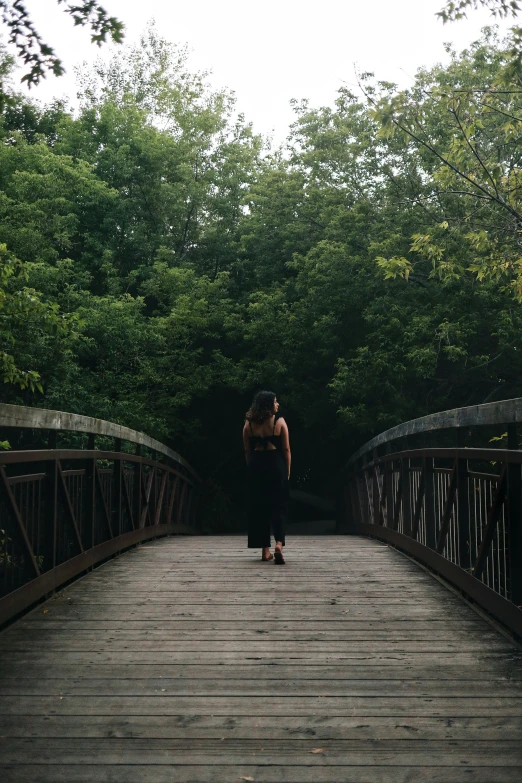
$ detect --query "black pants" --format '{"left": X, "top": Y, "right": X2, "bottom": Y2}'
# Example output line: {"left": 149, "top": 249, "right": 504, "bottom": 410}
{"left": 247, "top": 450, "right": 288, "bottom": 548}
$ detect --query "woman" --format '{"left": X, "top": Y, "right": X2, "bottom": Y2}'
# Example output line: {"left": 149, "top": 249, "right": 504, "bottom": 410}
{"left": 243, "top": 390, "right": 291, "bottom": 564}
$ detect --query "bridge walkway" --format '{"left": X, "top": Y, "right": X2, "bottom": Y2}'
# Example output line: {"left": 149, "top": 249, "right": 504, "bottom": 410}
{"left": 1, "top": 535, "right": 522, "bottom": 782}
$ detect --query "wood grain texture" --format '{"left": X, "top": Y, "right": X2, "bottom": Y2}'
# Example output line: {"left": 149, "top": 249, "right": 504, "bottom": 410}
{"left": 1, "top": 534, "right": 521, "bottom": 783}
{"left": 2, "top": 766, "right": 522, "bottom": 783}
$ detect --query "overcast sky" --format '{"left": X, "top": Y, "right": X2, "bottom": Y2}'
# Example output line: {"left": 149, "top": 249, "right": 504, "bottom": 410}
{"left": 7, "top": 0, "right": 512, "bottom": 143}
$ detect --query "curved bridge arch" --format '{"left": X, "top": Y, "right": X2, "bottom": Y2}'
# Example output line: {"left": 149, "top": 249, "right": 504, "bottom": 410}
{"left": 343, "top": 397, "right": 522, "bottom": 637}
{"left": 0, "top": 404, "right": 200, "bottom": 625}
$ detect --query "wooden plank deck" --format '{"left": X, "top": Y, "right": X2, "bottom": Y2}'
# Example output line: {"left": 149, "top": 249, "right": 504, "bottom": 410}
{"left": 1, "top": 535, "right": 522, "bottom": 782}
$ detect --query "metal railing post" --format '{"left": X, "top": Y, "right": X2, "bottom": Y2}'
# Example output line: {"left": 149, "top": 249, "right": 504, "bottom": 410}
{"left": 424, "top": 456, "right": 436, "bottom": 550}
{"left": 113, "top": 438, "right": 122, "bottom": 537}
{"left": 507, "top": 425, "right": 522, "bottom": 606}
{"left": 44, "top": 459, "right": 58, "bottom": 577}
{"left": 401, "top": 457, "right": 411, "bottom": 537}
{"left": 134, "top": 445, "right": 143, "bottom": 529}
{"left": 372, "top": 448, "right": 380, "bottom": 526}
{"left": 457, "top": 455, "right": 470, "bottom": 570}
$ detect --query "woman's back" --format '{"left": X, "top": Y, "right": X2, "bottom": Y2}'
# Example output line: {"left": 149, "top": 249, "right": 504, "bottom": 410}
{"left": 248, "top": 416, "right": 283, "bottom": 451}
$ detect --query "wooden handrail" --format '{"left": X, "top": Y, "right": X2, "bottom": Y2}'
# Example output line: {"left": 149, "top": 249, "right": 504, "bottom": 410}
{"left": 0, "top": 402, "right": 198, "bottom": 479}
{"left": 348, "top": 396, "right": 522, "bottom": 465}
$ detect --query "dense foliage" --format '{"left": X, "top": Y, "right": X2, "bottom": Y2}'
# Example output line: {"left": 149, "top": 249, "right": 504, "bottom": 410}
{"left": 2, "top": 27, "right": 522, "bottom": 526}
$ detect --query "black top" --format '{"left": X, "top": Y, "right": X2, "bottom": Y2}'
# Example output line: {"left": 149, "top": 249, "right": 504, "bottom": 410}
{"left": 249, "top": 418, "right": 282, "bottom": 451}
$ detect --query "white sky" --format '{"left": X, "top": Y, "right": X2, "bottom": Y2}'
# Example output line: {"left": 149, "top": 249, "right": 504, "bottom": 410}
{"left": 5, "top": 0, "right": 513, "bottom": 143}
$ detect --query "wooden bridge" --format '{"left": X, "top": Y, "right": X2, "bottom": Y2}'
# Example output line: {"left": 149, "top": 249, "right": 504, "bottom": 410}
{"left": 1, "top": 402, "right": 522, "bottom": 781}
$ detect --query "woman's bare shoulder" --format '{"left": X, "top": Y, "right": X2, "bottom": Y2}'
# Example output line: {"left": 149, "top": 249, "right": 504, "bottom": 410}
{"left": 275, "top": 416, "right": 288, "bottom": 432}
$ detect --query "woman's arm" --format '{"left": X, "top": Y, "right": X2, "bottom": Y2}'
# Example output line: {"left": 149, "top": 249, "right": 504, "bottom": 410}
{"left": 279, "top": 418, "right": 291, "bottom": 479}
{"left": 242, "top": 420, "right": 251, "bottom": 465}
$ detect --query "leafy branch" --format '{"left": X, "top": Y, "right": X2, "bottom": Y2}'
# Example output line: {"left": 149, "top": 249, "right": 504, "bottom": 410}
{"left": 360, "top": 80, "right": 522, "bottom": 227}
{"left": 438, "top": 1, "right": 520, "bottom": 22}
{"left": 0, "top": 1, "right": 124, "bottom": 86}
{"left": 438, "top": 1, "right": 522, "bottom": 72}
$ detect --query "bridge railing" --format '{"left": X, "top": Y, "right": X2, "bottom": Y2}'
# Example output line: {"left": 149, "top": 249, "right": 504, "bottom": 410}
{"left": 344, "top": 398, "right": 522, "bottom": 638}
{"left": 0, "top": 404, "right": 200, "bottom": 625}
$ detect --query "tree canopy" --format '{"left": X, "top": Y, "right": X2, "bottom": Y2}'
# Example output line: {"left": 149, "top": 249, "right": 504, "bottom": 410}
{"left": 2, "top": 25, "right": 522, "bottom": 527}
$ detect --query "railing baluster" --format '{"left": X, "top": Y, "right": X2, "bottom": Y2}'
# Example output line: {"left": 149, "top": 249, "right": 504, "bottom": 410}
{"left": 56, "top": 461, "right": 84, "bottom": 554}
{"left": 177, "top": 482, "right": 188, "bottom": 525}
{"left": 0, "top": 466, "right": 41, "bottom": 578}
{"left": 357, "top": 474, "right": 367, "bottom": 526}
{"left": 154, "top": 471, "right": 168, "bottom": 526}
{"left": 401, "top": 458, "right": 411, "bottom": 538}
{"left": 384, "top": 451, "right": 393, "bottom": 528}
{"left": 140, "top": 468, "right": 155, "bottom": 528}
{"left": 85, "top": 456, "right": 96, "bottom": 550}
{"left": 134, "top": 446, "right": 142, "bottom": 530}
{"left": 424, "top": 457, "right": 436, "bottom": 550}
{"left": 436, "top": 460, "right": 458, "bottom": 555}
{"left": 47, "top": 459, "right": 58, "bottom": 573}
{"left": 507, "top": 425, "right": 522, "bottom": 606}
{"left": 473, "top": 469, "right": 507, "bottom": 580}
{"left": 167, "top": 475, "right": 179, "bottom": 525}
{"left": 372, "top": 449, "right": 380, "bottom": 527}
{"left": 412, "top": 465, "right": 426, "bottom": 541}
{"left": 392, "top": 464, "right": 403, "bottom": 532}
{"left": 113, "top": 438, "right": 122, "bottom": 537}
{"left": 457, "top": 456, "right": 470, "bottom": 570}
{"left": 122, "top": 468, "right": 136, "bottom": 531}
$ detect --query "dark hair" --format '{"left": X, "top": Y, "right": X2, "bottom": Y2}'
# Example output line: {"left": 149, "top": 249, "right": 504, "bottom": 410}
{"left": 246, "top": 390, "right": 276, "bottom": 425}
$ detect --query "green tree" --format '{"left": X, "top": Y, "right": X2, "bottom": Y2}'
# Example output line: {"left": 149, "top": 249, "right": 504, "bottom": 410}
{"left": 1, "top": 0, "right": 123, "bottom": 85}
{"left": 62, "top": 27, "right": 262, "bottom": 286}
{"left": 3, "top": 17, "right": 522, "bottom": 519}
{"left": 367, "top": 31, "right": 522, "bottom": 298}
{"left": 0, "top": 243, "right": 71, "bottom": 391}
